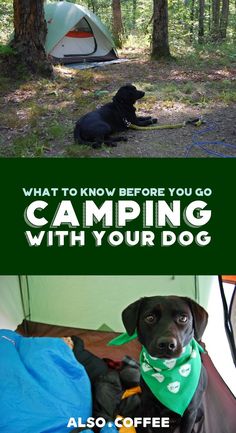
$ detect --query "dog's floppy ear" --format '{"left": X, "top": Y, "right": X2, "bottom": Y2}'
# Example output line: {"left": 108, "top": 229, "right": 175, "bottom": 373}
{"left": 183, "top": 297, "right": 208, "bottom": 340}
{"left": 122, "top": 298, "right": 143, "bottom": 336}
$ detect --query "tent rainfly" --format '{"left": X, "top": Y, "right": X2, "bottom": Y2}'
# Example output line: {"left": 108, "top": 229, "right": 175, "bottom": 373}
{"left": 44, "top": 1, "right": 118, "bottom": 64}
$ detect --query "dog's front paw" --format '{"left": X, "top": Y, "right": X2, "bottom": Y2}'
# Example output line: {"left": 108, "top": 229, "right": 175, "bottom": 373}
{"left": 152, "top": 118, "right": 158, "bottom": 124}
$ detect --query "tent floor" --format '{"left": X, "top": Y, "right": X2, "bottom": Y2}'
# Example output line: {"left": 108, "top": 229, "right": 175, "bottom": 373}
{"left": 17, "top": 320, "right": 236, "bottom": 433}
{"left": 49, "top": 50, "right": 118, "bottom": 65}
{"left": 65, "top": 58, "right": 129, "bottom": 70}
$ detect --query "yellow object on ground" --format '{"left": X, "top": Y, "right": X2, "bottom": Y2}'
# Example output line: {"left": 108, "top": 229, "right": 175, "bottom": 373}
{"left": 128, "top": 123, "right": 185, "bottom": 130}
{"left": 128, "top": 118, "right": 203, "bottom": 131}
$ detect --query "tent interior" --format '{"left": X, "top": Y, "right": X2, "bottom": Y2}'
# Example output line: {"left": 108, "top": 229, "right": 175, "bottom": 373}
{"left": 0, "top": 275, "right": 235, "bottom": 433}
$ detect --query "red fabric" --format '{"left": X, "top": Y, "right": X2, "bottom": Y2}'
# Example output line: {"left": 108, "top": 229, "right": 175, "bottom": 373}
{"left": 104, "top": 358, "right": 123, "bottom": 370}
{"left": 66, "top": 31, "right": 93, "bottom": 38}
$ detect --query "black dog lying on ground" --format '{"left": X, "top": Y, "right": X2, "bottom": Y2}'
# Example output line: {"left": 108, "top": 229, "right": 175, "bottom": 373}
{"left": 122, "top": 296, "right": 208, "bottom": 433}
{"left": 74, "top": 84, "right": 157, "bottom": 148}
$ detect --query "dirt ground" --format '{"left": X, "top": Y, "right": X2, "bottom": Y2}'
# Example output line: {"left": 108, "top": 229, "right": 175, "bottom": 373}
{"left": 77, "top": 104, "right": 236, "bottom": 158}
{"left": 0, "top": 51, "right": 236, "bottom": 158}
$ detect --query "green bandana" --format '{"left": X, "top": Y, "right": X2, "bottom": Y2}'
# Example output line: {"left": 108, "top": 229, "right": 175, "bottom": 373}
{"left": 140, "top": 339, "right": 204, "bottom": 415}
{"left": 108, "top": 331, "right": 138, "bottom": 346}
{"left": 108, "top": 334, "right": 204, "bottom": 416}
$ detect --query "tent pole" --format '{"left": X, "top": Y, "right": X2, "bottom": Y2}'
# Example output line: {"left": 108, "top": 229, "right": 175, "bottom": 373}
{"left": 18, "top": 276, "right": 31, "bottom": 336}
{"left": 218, "top": 275, "right": 236, "bottom": 366}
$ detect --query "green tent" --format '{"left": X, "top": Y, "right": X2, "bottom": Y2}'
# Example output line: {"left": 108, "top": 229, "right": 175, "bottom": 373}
{"left": 0, "top": 275, "right": 211, "bottom": 331}
{"left": 44, "top": 1, "right": 118, "bottom": 63}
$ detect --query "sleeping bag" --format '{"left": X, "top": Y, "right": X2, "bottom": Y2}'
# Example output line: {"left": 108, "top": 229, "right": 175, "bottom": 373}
{"left": 0, "top": 330, "right": 92, "bottom": 433}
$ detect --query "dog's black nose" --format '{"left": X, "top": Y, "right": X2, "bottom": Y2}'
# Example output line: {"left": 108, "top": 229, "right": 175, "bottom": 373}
{"left": 157, "top": 337, "right": 177, "bottom": 352}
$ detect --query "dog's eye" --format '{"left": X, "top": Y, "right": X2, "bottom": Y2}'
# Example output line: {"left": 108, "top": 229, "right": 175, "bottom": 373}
{"left": 177, "top": 315, "right": 188, "bottom": 324}
{"left": 144, "top": 314, "right": 156, "bottom": 324}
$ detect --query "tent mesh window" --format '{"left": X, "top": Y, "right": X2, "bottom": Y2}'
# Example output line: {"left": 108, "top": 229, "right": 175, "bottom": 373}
{"left": 69, "top": 18, "right": 94, "bottom": 38}
{"left": 64, "top": 18, "right": 97, "bottom": 56}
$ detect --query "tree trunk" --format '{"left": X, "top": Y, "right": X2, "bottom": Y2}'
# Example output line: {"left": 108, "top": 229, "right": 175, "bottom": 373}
{"left": 190, "top": 0, "right": 195, "bottom": 43}
{"left": 219, "top": 0, "right": 229, "bottom": 39}
{"left": 211, "top": 0, "right": 221, "bottom": 40}
{"left": 112, "top": 0, "right": 124, "bottom": 48}
{"left": 6, "top": 0, "right": 53, "bottom": 77}
{"left": 88, "top": 0, "right": 97, "bottom": 14}
{"left": 208, "top": 1, "right": 211, "bottom": 33}
{"left": 198, "top": 0, "right": 205, "bottom": 43}
{"left": 132, "top": 0, "right": 137, "bottom": 30}
{"left": 151, "top": 0, "right": 171, "bottom": 59}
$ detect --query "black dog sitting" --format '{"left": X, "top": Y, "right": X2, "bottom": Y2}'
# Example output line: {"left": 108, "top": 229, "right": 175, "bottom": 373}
{"left": 121, "top": 296, "right": 208, "bottom": 433}
{"left": 74, "top": 84, "right": 157, "bottom": 148}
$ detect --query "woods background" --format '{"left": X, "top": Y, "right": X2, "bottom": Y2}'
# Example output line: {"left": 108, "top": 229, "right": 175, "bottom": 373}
{"left": 1, "top": 0, "right": 236, "bottom": 56}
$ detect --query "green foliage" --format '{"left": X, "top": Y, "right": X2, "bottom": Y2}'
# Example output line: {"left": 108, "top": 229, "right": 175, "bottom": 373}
{"left": 73, "top": 0, "right": 153, "bottom": 36}
{"left": 0, "top": 44, "right": 15, "bottom": 55}
{"left": 120, "top": 0, "right": 153, "bottom": 36}
{"left": 1, "top": 0, "right": 236, "bottom": 50}
{"left": 0, "top": 1, "right": 13, "bottom": 44}
{"left": 47, "top": 121, "right": 66, "bottom": 139}
{"left": 176, "top": 41, "right": 236, "bottom": 68}
{"left": 11, "top": 134, "right": 46, "bottom": 158}
{"left": 70, "top": 0, "right": 236, "bottom": 53}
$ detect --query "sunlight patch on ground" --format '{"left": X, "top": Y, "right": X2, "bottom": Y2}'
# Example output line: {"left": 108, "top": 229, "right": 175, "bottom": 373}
{"left": 54, "top": 64, "right": 78, "bottom": 79}
{"left": 4, "top": 88, "right": 37, "bottom": 103}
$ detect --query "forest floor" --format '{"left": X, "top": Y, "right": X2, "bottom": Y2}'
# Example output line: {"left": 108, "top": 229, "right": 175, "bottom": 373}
{"left": 0, "top": 43, "right": 236, "bottom": 158}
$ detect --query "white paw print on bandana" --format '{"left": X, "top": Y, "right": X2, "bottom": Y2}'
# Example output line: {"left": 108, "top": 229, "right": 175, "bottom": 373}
{"left": 179, "top": 363, "right": 191, "bottom": 377}
{"left": 163, "top": 359, "right": 176, "bottom": 369}
{"left": 152, "top": 372, "right": 165, "bottom": 382}
{"left": 167, "top": 381, "right": 180, "bottom": 394}
{"left": 142, "top": 362, "right": 152, "bottom": 372}
{"left": 191, "top": 349, "right": 197, "bottom": 359}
